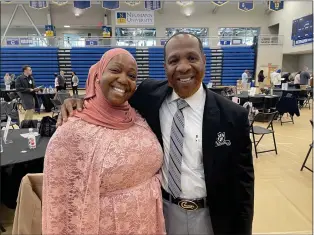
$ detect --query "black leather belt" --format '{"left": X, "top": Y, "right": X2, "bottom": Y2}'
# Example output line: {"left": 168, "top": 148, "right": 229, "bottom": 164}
{"left": 162, "top": 188, "right": 206, "bottom": 211}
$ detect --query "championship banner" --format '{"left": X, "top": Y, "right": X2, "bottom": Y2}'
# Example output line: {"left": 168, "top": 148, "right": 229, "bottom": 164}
{"left": 102, "top": 26, "right": 112, "bottom": 38}
{"left": 45, "top": 25, "right": 54, "bottom": 37}
{"left": 20, "top": 37, "right": 33, "bottom": 46}
{"left": 29, "top": 1, "right": 48, "bottom": 9}
{"left": 6, "top": 38, "right": 19, "bottom": 46}
{"left": 73, "top": 1, "right": 91, "bottom": 9}
{"left": 212, "top": 1, "right": 228, "bottom": 6}
{"left": 102, "top": 1, "right": 120, "bottom": 10}
{"left": 125, "top": 1, "right": 141, "bottom": 6}
{"left": 238, "top": 1, "right": 253, "bottom": 12}
{"left": 51, "top": 0, "right": 68, "bottom": 6}
{"left": 268, "top": 0, "right": 284, "bottom": 11}
{"left": 144, "top": 1, "right": 162, "bottom": 11}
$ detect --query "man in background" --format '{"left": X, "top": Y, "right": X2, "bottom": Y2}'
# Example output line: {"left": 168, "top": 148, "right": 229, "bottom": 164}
{"left": 300, "top": 70, "right": 311, "bottom": 85}
{"left": 57, "top": 71, "right": 66, "bottom": 91}
{"left": 15, "top": 65, "right": 39, "bottom": 120}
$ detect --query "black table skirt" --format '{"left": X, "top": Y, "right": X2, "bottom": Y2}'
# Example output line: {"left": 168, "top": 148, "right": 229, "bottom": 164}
{"left": 1, "top": 129, "right": 50, "bottom": 209}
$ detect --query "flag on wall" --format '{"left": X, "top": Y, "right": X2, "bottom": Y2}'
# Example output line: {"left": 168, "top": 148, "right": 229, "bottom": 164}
{"left": 144, "top": 1, "right": 162, "bottom": 10}
{"left": 51, "top": 0, "right": 68, "bottom": 6}
{"left": 102, "top": 1, "right": 120, "bottom": 10}
{"left": 268, "top": 0, "right": 284, "bottom": 11}
{"left": 102, "top": 26, "right": 112, "bottom": 38}
{"left": 238, "top": 1, "right": 254, "bottom": 12}
{"left": 125, "top": 1, "right": 141, "bottom": 6}
{"left": 73, "top": 1, "right": 91, "bottom": 9}
{"left": 45, "top": 25, "right": 55, "bottom": 37}
{"left": 29, "top": 1, "right": 48, "bottom": 9}
{"left": 212, "top": 1, "right": 228, "bottom": 6}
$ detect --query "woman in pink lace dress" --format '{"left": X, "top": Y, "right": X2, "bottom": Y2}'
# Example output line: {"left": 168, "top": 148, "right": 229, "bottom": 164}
{"left": 42, "top": 48, "right": 165, "bottom": 235}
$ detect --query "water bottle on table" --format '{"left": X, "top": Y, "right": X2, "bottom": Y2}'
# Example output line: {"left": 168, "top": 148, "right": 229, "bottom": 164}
{"left": 28, "top": 128, "right": 36, "bottom": 149}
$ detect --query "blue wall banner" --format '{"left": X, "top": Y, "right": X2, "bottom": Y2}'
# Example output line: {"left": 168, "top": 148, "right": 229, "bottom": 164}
{"left": 6, "top": 38, "right": 19, "bottom": 46}
{"left": 238, "top": 1, "right": 254, "bottom": 12}
{"left": 51, "top": 0, "right": 68, "bottom": 5}
{"left": 74, "top": 1, "right": 91, "bottom": 9}
{"left": 160, "top": 39, "right": 167, "bottom": 45}
{"left": 268, "top": 0, "right": 284, "bottom": 11}
{"left": 145, "top": 1, "right": 162, "bottom": 10}
{"left": 29, "top": 1, "right": 48, "bottom": 9}
{"left": 102, "top": 26, "right": 112, "bottom": 38}
{"left": 45, "top": 25, "right": 55, "bottom": 37}
{"left": 220, "top": 40, "right": 231, "bottom": 45}
{"left": 212, "top": 1, "right": 228, "bottom": 6}
{"left": 102, "top": 1, "right": 120, "bottom": 10}
{"left": 85, "top": 39, "right": 98, "bottom": 46}
{"left": 20, "top": 38, "right": 33, "bottom": 46}
{"left": 291, "top": 14, "right": 313, "bottom": 46}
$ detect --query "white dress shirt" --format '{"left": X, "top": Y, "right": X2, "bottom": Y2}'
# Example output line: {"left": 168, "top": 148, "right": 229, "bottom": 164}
{"left": 242, "top": 72, "right": 248, "bottom": 83}
{"left": 160, "top": 85, "right": 207, "bottom": 199}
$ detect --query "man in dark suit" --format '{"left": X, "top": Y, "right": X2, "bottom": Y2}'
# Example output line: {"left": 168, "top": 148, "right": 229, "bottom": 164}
{"left": 58, "top": 33, "right": 254, "bottom": 235}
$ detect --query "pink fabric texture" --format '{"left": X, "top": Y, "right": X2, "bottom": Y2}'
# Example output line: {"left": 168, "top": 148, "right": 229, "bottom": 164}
{"left": 75, "top": 48, "right": 137, "bottom": 130}
{"left": 42, "top": 115, "right": 165, "bottom": 235}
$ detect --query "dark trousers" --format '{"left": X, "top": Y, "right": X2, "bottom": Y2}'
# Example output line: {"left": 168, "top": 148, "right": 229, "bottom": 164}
{"left": 72, "top": 86, "right": 78, "bottom": 95}
{"left": 56, "top": 86, "right": 65, "bottom": 92}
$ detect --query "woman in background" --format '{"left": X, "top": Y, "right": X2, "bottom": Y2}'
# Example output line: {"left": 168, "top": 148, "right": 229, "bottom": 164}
{"left": 42, "top": 48, "right": 165, "bottom": 235}
{"left": 257, "top": 70, "right": 265, "bottom": 88}
{"left": 4, "top": 73, "right": 11, "bottom": 87}
{"left": 71, "top": 71, "right": 79, "bottom": 96}
{"left": 54, "top": 73, "right": 59, "bottom": 91}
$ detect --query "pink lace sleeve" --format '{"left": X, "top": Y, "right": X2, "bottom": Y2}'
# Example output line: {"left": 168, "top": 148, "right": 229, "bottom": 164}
{"left": 42, "top": 125, "right": 86, "bottom": 235}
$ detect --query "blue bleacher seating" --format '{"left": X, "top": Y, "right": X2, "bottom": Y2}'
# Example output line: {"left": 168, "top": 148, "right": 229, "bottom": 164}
{"left": 221, "top": 46, "right": 255, "bottom": 85}
{"left": 1, "top": 47, "right": 59, "bottom": 87}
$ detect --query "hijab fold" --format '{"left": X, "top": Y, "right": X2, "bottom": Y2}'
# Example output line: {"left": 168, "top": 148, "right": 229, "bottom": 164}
{"left": 75, "top": 48, "right": 137, "bottom": 130}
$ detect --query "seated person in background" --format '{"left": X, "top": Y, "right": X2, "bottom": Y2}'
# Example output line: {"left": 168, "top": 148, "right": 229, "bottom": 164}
{"left": 15, "top": 65, "right": 40, "bottom": 120}
{"left": 42, "top": 48, "right": 165, "bottom": 235}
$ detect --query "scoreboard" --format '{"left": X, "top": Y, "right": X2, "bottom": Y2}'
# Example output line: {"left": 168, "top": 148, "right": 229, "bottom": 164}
{"left": 291, "top": 14, "right": 313, "bottom": 46}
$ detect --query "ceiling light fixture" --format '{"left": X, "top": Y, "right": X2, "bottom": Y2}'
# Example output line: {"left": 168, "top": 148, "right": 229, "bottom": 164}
{"left": 64, "top": 25, "right": 70, "bottom": 28}
{"left": 176, "top": 1, "right": 194, "bottom": 7}
{"left": 75, "top": 13, "right": 80, "bottom": 17}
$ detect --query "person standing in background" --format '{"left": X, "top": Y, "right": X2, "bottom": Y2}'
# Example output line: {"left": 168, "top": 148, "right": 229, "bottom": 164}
{"left": 57, "top": 71, "right": 66, "bottom": 91}
{"left": 54, "top": 73, "right": 59, "bottom": 91}
{"left": 294, "top": 71, "right": 301, "bottom": 88}
{"left": 4, "top": 73, "right": 11, "bottom": 88}
{"left": 241, "top": 69, "right": 249, "bottom": 89}
{"left": 15, "top": 65, "right": 40, "bottom": 120}
{"left": 300, "top": 70, "right": 311, "bottom": 85}
{"left": 71, "top": 71, "right": 79, "bottom": 96}
{"left": 257, "top": 70, "right": 265, "bottom": 88}
{"left": 270, "top": 69, "right": 281, "bottom": 87}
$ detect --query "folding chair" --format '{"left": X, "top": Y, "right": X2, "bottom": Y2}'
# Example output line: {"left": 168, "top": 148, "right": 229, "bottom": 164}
{"left": 250, "top": 112, "right": 278, "bottom": 158}
{"left": 300, "top": 120, "right": 313, "bottom": 172}
{"left": 50, "top": 99, "right": 61, "bottom": 118}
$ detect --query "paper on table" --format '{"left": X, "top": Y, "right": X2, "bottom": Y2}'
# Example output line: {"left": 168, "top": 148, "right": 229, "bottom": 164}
{"left": 20, "top": 132, "right": 40, "bottom": 138}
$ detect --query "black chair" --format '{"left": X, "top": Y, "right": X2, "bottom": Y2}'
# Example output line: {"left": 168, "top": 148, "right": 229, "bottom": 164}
{"left": 297, "top": 90, "right": 310, "bottom": 109}
{"left": 250, "top": 112, "right": 278, "bottom": 158}
{"left": 276, "top": 96, "right": 300, "bottom": 125}
{"left": 300, "top": 120, "right": 313, "bottom": 172}
{"left": 50, "top": 99, "right": 61, "bottom": 118}
{"left": 248, "top": 96, "right": 265, "bottom": 112}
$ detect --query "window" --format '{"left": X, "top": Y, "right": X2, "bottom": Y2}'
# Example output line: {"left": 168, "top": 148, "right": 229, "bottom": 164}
{"left": 218, "top": 27, "right": 260, "bottom": 46}
{"left": 165, "top": 28, "right": 209, "bottom": 46}
{"left": 115, "top": 28, "right": 156, "bottom": 47}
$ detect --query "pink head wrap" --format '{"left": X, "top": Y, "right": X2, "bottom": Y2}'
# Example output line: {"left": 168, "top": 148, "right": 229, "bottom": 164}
{"left": 74, "top": 48, "right": 137, "bottom": 130}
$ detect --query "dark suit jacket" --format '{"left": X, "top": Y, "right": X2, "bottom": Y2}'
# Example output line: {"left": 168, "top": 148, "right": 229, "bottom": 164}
{"left": 129, "top": 79, "right": 254, "bottom": 235}
{"left": 15, "top": 74, "right": 36, "bottom": 110}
